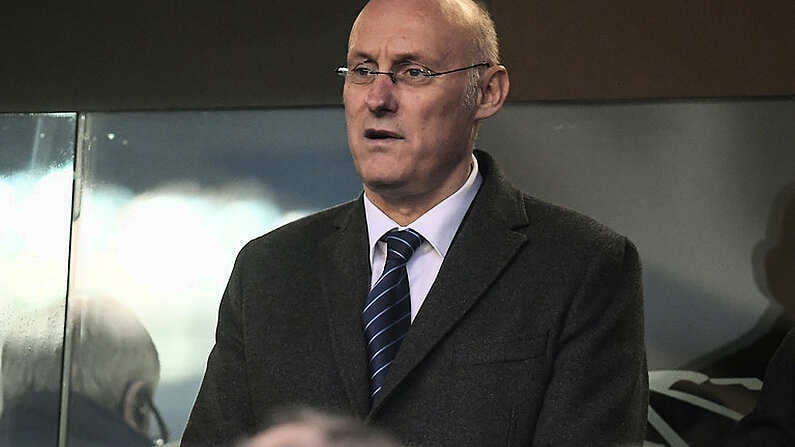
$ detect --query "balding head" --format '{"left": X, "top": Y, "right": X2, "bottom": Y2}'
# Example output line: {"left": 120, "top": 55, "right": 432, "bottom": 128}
{"left": 350, "top": 0, "right": 499, "bottom": 66}
{"left": 1, "top": 297, "right": 160, "bottom": 432}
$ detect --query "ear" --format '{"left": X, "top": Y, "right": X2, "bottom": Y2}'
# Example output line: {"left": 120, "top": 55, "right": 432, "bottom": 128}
{"left": 474, "top": 64, "right": 510, "bottom": 120}
{"left": 122, "top": 380, "right": 151, "bottom": 433}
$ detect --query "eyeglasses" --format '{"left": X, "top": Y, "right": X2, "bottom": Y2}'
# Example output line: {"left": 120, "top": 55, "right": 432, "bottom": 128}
{"left": 336, "top": 62, "right": 491, "bottom": 86}
{"left": 118, "top": 380, "right": 169, "bottom": 447}
{"left": 147, "top": 393, "right": 170, "bottom": 447}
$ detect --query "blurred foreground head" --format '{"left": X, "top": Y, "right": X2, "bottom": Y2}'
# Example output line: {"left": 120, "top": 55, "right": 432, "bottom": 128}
{"left": 241, "top": 409, "right": 402, "bottom": 447}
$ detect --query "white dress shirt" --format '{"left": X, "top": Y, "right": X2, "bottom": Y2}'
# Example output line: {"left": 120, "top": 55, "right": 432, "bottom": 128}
{"left": 364, "top": 154, "right": 483, "bottom": 321}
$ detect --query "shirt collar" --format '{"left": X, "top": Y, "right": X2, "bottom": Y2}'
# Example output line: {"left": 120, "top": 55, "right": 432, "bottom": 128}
{"left": 364, "top": 153, "right": 482, "bottom": 260}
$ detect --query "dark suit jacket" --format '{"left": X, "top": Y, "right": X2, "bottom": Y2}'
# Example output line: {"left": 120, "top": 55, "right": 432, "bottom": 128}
{"left": 183, "top": 150, "right": 648, "bottom": 447}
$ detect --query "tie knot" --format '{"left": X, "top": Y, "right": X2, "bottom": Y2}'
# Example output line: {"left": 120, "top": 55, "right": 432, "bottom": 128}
{"left": 381, "top": 229, "right": 423, "bottom": 264}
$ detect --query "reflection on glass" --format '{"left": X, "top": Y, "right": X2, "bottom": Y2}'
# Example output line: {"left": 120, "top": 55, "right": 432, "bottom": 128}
{"left": 69, "top": 110, "right": 358, "bottom": 441}
{"left": 0, "top": 113, "right": 76, "bottom": 446}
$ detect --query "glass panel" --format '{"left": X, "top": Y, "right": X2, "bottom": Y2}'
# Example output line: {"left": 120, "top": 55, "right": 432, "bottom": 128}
{"left": 0, "top": 113, "right": 76, "bottom": 446}
{"left": 69, "top": 109, "right": 358, "bottom": 443}
{"left": 478, "top": 99, "right": 795, "bottom": 445}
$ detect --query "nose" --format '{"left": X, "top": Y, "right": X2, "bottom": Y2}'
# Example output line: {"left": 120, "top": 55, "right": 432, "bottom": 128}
{"left": 365, "top": 74, "right": 398, "bottom": 114}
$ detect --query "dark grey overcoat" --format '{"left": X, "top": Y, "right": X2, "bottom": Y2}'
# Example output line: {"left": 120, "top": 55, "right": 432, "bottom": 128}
{"left": 183, "top": 150, "right": 648, "bottom": 447}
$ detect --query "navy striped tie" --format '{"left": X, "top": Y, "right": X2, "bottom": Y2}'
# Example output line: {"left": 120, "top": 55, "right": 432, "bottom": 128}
{"left": 363, "top": 228, "right": 423, "bottom": 402}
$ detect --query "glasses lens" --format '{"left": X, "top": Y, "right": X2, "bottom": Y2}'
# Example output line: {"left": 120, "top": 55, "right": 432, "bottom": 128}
{"left": 347, "top": 67, "right": 375, "bottom": 84}
{"left": 395, "top": 66, "right": 433, "bottom": 86}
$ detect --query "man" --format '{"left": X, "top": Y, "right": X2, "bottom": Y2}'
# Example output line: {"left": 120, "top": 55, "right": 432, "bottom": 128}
{"left": 0, "top": 297, "right": 163, "bottom": 447}
{"left": 184, "top": 0, "right": 647, "bottom": 445}
{"left": 239, "top": 408, "right": 401, "bottom": 447}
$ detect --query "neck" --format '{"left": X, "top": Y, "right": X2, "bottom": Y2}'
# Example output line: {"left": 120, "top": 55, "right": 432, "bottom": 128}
{"left": 365, "top": 161, "right": 472, "bottom": 226}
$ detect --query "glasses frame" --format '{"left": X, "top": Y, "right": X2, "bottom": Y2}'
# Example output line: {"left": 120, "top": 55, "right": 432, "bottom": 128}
{"left": 335, "top": 62, "right": 491, "bottom": 85}
{"left": 147, "top": 392, "right": 170, "bottom": 446}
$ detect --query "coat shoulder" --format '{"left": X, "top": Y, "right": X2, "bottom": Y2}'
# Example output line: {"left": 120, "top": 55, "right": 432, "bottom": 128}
{"left": 235, "top": 199, "right": 360, "bottom": 267}
{"left": 520, "top": 194, "right": 633, "bottom": 262}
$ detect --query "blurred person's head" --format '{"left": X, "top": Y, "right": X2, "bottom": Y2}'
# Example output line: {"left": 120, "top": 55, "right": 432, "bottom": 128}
{"left": 241, "top": 408, "right": 401, "bottom": 447}
{"left": 0, "top": 296, "right": 160, "bottom": 436}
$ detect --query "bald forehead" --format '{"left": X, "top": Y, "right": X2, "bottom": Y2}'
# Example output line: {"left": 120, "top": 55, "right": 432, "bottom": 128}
{"left": 354, "top": 0, "right": 480, "bottom": 29}
{"left": 348, "top": 0, "right": 482, "bottom": 62}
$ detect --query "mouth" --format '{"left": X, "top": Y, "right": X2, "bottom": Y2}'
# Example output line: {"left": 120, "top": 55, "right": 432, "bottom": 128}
{"left": 364, "top": 129, "right": 403, "bottom": 141}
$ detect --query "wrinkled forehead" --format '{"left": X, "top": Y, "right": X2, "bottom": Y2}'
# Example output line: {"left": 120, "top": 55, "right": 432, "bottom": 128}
{"left": 347, "top": 0, "right": 473, "bottom": 65}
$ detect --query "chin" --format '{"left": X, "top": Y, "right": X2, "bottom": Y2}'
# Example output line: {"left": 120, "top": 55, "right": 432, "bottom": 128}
{"left": 356, "top": 158, "right": 404, "bottom": 181}
{"left": 362, "top": 174, "right": 412, "bottom": 196}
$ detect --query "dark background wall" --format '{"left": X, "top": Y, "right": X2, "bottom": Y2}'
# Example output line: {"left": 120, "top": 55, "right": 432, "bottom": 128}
{"left": 494, "top": 0, "right": 795, "bottom": 100}
{"left": 1, "top": 1, "right": 793, "bottom": 112}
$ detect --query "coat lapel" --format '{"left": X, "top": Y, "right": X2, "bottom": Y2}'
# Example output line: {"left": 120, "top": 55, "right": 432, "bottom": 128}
{"left": 319, "top": 198, "right": 372, "bottom": 417}
{"left": 370, "top": 151, "right": 531, "bottom": 414}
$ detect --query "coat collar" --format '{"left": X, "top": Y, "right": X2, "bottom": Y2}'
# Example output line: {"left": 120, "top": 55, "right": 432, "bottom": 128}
{"left": 321, "top": 198, "right": 372, "bottom": 416}
{"left": 321, "top": 150, "right": 531, "bottom": 417}
{"left": 371, "top": 150, "right": 531, "bottom": 414}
